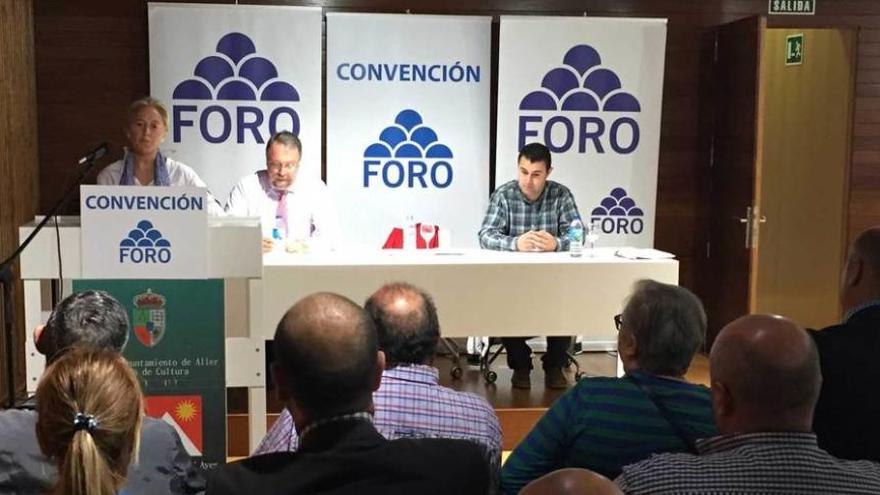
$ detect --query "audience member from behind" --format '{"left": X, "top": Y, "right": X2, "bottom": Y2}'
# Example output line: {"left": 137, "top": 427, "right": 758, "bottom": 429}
{"left": 812, "top": 227, "right": 880, "bottom": 461}
{"left": 254, "top": 282, "right": 502, "bottom": 462}
{"left": 36, "top": 348, "right": 144, "bottom": 495}
{"left": 97, "top": 97, "right": 223, "bottom": 214}
{"left": 520, "top": 468, "right": 622, "bottom": 495}
{"left": 501, "top": 280, "right": 716, "bottom": 494}
{"left": 0, "top": 290, "right": 204, "bottom": 494}
{"left": 617, "top": 314, "right": 880, "bottom": 494}
{"left": 208, "top": 293, "right": 489, "bottom": 495}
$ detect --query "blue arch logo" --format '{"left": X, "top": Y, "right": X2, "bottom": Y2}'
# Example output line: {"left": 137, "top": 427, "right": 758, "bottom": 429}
{"left": 590, "top": 188, "right": 645, "bottom": 235}
{"left": 518, "top": 45, "right": 641, "bottom": 155}
{"left": 174, "top": 32, "right": 299, "bottom": 102}
{"left": 119, "top": 220, "right": 172, "bottom": 264}
{"left": 363, "top": 110, "right": 454, "bottom": 189}
{"left": 172, "top": 33, "right": 301, "bottom": 144}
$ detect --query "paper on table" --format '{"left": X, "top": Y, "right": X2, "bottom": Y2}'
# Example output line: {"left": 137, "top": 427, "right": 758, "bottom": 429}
{"left": 614, "top": 248, "right": 676, "bottom": 260}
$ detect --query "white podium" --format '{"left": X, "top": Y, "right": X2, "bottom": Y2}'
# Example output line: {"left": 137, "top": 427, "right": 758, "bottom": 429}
{"left": 18, "top": 215, "right": 265, "bottom": 455}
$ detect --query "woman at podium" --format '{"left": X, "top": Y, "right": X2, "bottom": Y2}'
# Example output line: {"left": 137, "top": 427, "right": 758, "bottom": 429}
{"left": 97, "top": 97, "right": 223, "bottom": 214}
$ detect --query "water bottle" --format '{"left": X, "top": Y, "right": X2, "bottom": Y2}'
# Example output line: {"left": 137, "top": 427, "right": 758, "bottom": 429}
{"left": 403, "top": 214, "right": 417, "bottom": 251}
{"left": 569, "top": 218, "right": 584, "bottom": 257}
{"left": 273, "top": 214, "right": 286, "bottom": 243}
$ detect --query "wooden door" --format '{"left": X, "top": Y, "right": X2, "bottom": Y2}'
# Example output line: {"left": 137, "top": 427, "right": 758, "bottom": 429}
{"left": 704, "top": 16, "right": 766, "bottom": 347}
{"left": 753, "top": 29, "right": 855, "bottom": 329}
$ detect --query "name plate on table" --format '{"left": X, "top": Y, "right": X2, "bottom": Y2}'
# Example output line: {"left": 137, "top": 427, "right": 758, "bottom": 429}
{"left": 80, "top": 186, "right": 208, "bottom": 279}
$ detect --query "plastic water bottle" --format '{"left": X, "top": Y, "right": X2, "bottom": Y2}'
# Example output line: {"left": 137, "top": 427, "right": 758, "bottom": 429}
{"left": 569, "top": 218, "right": 584, "bottom": 257}
{"left": 273, "top": 215, "right": 286, "bottom": 243}
{"left": 403, "top": 214, "right": 417, "bottom": 251}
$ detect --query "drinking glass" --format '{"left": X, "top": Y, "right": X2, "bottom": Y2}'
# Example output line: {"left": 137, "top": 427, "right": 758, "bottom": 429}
{"left": 585, "top": 221, "right": 601, "bottom": 256}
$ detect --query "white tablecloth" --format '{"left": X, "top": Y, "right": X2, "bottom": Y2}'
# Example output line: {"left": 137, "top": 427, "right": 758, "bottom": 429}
{"left": 254, "top": 248, "right": 678, "bottom": 341}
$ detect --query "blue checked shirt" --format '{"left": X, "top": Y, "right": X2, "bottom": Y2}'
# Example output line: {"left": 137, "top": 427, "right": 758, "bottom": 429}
{"left": 478, "top": 180, "right": 582, "bottom": 251}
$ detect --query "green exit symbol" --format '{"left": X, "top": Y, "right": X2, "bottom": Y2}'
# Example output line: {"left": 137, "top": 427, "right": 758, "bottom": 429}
{"left": 786, "top": 34, "right": 804, "bottom": 65}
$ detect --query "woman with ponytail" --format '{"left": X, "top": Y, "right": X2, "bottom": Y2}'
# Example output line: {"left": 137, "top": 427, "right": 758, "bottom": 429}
{"left": 35, "top": 347, "right": 144, "bottom": 495}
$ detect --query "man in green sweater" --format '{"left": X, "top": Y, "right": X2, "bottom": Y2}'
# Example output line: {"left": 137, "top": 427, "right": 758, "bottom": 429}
{"left": 501, "top": 280, "right": 717, "bottom": 494}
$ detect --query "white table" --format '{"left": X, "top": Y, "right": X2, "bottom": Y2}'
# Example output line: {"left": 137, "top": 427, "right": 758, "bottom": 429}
{"left": 253, "top": 248, "right": 678, "bottom": 341}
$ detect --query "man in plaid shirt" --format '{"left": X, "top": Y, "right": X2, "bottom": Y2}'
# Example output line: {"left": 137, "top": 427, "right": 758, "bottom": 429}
{"left": 253, "top": 283, "right": 502, "bottom": 472}
{"left": 478, "top": 143, "right": 582, "bottom": 389}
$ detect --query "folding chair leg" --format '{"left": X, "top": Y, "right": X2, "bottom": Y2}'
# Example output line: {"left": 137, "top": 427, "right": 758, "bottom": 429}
{"left": 440, "top": 338, "right": 464, "bottom": 379}
{"left": 480, "top": 341, "right": 504, "bottom": 384}
{"left": 568, "top": 352, "right": 587, "bottom": 381}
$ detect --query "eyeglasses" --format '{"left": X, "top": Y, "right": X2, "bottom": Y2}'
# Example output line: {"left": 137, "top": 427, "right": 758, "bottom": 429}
{"left": 614, "top": 314, "right": 623, "bottom": 331}
{"left": 267, "top": 161, "right": 299, "bottom": 172}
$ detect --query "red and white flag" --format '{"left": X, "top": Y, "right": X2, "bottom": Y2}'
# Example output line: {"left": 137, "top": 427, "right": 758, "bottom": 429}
{"left": 145, "top": 395, "right": 203, "bottom": 456}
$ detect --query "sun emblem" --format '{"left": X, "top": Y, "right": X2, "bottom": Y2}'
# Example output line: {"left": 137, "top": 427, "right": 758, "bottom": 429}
{"left": 174, "top": 400, "right": 198, "bottom": 422}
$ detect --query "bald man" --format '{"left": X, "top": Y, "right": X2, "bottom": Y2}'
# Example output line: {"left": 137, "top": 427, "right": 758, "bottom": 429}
{"left": 616, "top": 314, "right": 880, "bottom": 494}
{"left": 208, "top": 292, "right": 489, "bottom": 495}
{"left": 254, "top": 284, "right": 501, "bottom": 467}
{"left": 812, "top": 227, "right": 880, "bottom": 462}
{"left": 520, "top": 468, "right": 622, "bottom": 495}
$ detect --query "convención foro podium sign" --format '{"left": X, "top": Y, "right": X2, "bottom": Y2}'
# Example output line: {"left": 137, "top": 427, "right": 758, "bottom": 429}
{"left": 80, "top": 185, "right": 208, "bottom": 279}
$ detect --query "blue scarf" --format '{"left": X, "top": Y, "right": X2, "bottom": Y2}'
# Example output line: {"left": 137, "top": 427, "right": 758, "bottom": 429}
{"left": 119, "top": 149, "right": 171, "bottom": 186}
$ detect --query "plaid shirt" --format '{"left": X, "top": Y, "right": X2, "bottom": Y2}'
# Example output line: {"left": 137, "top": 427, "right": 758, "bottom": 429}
{"left": 616, "top": 432, "right": 880, "bottom": 494}
{"left": 254, "top": 364, "right": 502, "bottom": 459}
{"left": 478, "top": 180, "right": 581, "bottom": 251}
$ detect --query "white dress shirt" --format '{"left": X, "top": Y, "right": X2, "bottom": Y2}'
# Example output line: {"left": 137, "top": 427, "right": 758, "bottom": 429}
{"left": 97, "top": 157, "right": 225, "bottom": 216}
{"left": 225, "top": 170, "right": 339, "bottom": 250}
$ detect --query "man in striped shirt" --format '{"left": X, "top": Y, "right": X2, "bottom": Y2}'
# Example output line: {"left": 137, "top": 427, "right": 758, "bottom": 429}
{"left": 478, "top": 142, "right": 582, "bottom": 389}
{"left": 616, "top": 314, "right": 880, "bottom": 494}
{"left": 501, "top": 280, "right": 716, "bottom": 494}
{"left": 254, "top": 283, "right": 502, "bottom": 463}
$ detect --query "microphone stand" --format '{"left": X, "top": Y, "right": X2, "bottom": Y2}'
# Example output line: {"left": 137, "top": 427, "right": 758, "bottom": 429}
{"left": 1, "top": 151, "right": 104, "bottom": 408}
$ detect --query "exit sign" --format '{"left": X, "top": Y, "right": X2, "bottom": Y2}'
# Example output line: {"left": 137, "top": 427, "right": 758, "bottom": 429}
{"left": 786, "top": 34, "right": 804, "bottom": 65}
{"left": 769, "top": 0, "right": 816, "bottom": 15}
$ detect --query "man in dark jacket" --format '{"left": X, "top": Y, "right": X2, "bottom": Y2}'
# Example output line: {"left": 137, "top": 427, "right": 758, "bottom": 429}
{"left": 0, "top": 290, "right": 204, "bottom": 494}
{"left": 812, "top": 227, "right": 880, "bottom": 461}
{"left": 208, "top": 292, "right": 489, "bottom": 495}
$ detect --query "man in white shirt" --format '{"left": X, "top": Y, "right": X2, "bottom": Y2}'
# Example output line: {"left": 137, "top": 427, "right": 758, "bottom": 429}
{"left": 225, "top": 131, "right": 338, "bottom": 253}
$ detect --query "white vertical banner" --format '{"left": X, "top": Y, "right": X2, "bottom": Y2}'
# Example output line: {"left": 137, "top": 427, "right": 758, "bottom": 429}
{"left": 496, "top": 17, "right": 667, "bottom": 248}
{"left": 327, "top": 14, "right": 491, "bottom": 248}
{"left": 148, "top": 3, "right": 322, "bottom": 202}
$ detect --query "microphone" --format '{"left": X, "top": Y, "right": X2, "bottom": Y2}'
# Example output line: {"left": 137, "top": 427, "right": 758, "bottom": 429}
{"left": 77, "top": 142, "right": 108, "bottom": 165}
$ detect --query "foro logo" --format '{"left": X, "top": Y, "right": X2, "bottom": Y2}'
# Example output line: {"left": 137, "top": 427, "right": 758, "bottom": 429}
{"left": 119, "top": 220, "right": 172, "bottom": 264}
{"left": 590, "top": 188, "right": 644, "bottom": 235}
{"left": 518, "top": 45, "right": 640, "bottom": 155}
{"left": 363, "top": 109, "right": 454, "bottom": 189}
{"left": 172, "top": 32, "right": 300, "bottom": 144}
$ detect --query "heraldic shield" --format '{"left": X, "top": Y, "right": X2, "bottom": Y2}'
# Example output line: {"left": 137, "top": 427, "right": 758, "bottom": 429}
{"left": 133, "top": 289, "right": 167, "bottom": 347}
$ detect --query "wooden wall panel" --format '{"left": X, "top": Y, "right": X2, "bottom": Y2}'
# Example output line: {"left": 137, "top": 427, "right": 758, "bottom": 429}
{"left": 31, "top": 0, "right": 880, "bottom": 304}
{"left": 0, "top": 0, "right": 39, "bottom": 405}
